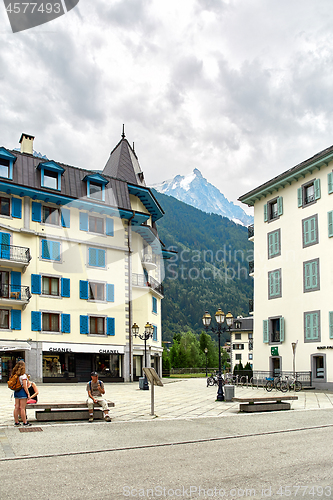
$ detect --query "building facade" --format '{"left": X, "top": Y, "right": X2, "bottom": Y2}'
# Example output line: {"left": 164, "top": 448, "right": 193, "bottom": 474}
{"left": 230, "top": 317, "right": 253, "bottom": 372}
{"left": 0, "top": 132, "right": 173, "bottom": 383}
{"left": 240, "top": 145, "right": 333, "bottom": 389}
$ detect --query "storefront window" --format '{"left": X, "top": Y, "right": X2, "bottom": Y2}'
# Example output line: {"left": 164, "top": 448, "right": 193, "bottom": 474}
{"left": 43, "top": 353, "right": 75, "bottom": 378}
{"left": 95, "top": 353, "right": 121, "bottom": 378}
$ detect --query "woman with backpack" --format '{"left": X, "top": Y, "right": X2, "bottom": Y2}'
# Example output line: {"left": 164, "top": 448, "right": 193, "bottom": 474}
{"left": 11, "top": 361, "right": 32, "bottom": 427}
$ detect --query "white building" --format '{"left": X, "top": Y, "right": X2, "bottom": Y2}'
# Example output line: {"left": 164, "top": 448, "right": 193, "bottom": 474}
{"left": 0, "top": 132, "right": 174, "bottom": 383}
{"left": 239, "top": 145, "right": 333, "bottom": 389}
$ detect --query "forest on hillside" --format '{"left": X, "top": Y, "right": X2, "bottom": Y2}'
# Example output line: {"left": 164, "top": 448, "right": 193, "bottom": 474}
{"left": 153, "top": 190, "right": 254, "bottom": 345}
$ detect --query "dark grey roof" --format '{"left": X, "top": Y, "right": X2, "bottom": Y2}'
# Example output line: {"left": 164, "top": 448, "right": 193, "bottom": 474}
{"left": 8, "top": 150, "right": 132, "bottom": 211}
{"left": 231, "top": 316, "right": 253, "bottom": 331}
{"left": 103, "top": 138, "right": 146, "bottom": 186}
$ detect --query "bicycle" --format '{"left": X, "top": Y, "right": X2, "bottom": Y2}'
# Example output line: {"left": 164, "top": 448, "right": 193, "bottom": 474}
{"left": 265, "top": 375, "right": 284, "bottom": 392}
{"left": 207, "top": 373, "right": 218, "bottom": 386}
{"left": 280, "top": 375, "right": 302, "bottom": 392}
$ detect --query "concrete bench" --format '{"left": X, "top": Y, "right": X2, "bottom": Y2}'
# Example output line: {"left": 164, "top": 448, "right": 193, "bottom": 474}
{"left": 28, "top": 401, "right": 115, "bottom": 421}
{"left": 232, "top": 395, "right": 298, "bottom": 413}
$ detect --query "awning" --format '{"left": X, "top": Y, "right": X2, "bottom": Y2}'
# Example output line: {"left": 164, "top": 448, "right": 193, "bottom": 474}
{"left": 0, "top": 341, "right": 31, "bottom": 352}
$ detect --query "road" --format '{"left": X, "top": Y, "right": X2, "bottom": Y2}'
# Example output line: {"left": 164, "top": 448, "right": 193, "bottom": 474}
{"left": 1, "top": 408, "right": 332, "bottom": 500}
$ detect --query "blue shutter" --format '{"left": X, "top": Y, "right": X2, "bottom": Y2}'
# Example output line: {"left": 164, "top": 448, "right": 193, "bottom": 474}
{"left": 152, "top": 297, "right": 157, "bottom": 313}
{"left": 97, "top": 249, "right": 105, "bottom": 267}
{"left": 11, "top": 271, "right": 21, "bottom": 298}
{"left": 80, "top": 315, "right": 89, "bottom": 334}
{"left": 88, "top": 248, "right": 97, "bottom": 266}
{"left": 61, "top": 208, "right": 70, "bottom": 228}
{"left": 61, "top": 278, "right": 70, "bottom": 298}
{"left": 264, "top": 203, "right": 268, "bottom": 222}
{"left": 263, "top": 320, "right": 269, "bottom": 343}
{"left": 106, "top": 284, "right": 114, "bottom": 302}
{"left": 79, "top": 212, "right": 88, "bottom": 231}
{"left": 31, "top": 311, "right": 41, "bottom": 331}
{"left": 106, "top": 218, "right": 114, "bottom": 236}
{"left": 31, "top": 274, "right": 41, "bottom": 294}
{"left": 79, "top": 280, "right": 88, "bottom": 299}
{"left": 11, "top": 197, "right": 22, "bottom": 218}
{"left": 32, "top": 202, "right": 41, "bottom": 222}
{"left": 50, "top": 241, "right": 61, "bottom": 261}
{"left": 89, "top": 248, "right": 105, "bottom": 267}
{"left": 280, "top": 317, "right": 285, "bottom": 342}
{"left": 41, "top": 239, "right": 50, "bottom": 259}
{"left": 11, "top": 309, "right": 21, "bottom": 330}
{"left": 314, "top": 178, "right": 321, "bottom": 200}
{"left": 297, "top": 187, "right": 303, "bottom": 207}
{"left": 277, "top": 197, "right": 283, "bottom": 216}
{"left": 106, "top": 317, "right": 115, "bottom": 336}
{"left": 153, "top": 325, "right": 157, "bottom": 341}
{"left": 0, "top": 232, "right": 10, "bottom": 260}
{"left": 61, "top": 314, "right": 71, "bottom": 333}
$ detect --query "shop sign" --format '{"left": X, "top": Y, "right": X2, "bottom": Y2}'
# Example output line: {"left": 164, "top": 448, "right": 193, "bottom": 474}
{"left": 317, "top": 346, "right": 333, "bottom": 350}
{"left": 42, "top": 342, "right": 124, "bottom": 354}
{"left": 271, "top": 346, "right": 279, "bottom": 356}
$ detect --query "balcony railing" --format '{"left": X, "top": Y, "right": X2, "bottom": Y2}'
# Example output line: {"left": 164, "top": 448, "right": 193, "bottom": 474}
{"left": 132, "top": 273, "right": 164, "bottom": 296}
{"left": 0, "top": 285, "right": 31, "bottom": 302}
{"left": 249, "top": 260, "right": 254, "bottom": 274}
{"left": 0, "top": 244, "right": 31, "bottom": 264}
{"left": 252, "top": 371, "right": 312, "bottom": 387}
{"left": 248, "top": 224, "right": 254, "bottom": 239}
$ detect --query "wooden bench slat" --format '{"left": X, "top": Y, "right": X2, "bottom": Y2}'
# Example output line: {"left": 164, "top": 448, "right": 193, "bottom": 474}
{"left": 232, "top": 396, "right": 298, "bottom": 403}
{"left": 30, "top": 401, "right": 115, "bottom": 410}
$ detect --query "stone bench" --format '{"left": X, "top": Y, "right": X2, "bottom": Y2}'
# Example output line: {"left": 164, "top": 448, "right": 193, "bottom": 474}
{"left": 232, "top": 395, "right": 298, "bottom": 413}
{"left": 28, "top": 401, "right": 115, "bottom": 421}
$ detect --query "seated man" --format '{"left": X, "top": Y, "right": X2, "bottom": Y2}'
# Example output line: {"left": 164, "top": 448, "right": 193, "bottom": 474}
{"left": 86, "top": 372, "right": 111, "bottom": 422}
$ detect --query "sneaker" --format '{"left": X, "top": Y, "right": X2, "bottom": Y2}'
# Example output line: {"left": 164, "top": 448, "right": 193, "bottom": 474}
{"left": 14, "top": 422, "right": 20, "bottom": 426}
{"left": 23, "top": 422, "right": 32, "bottom": 426}
{"left": 104, "top": 415, "right": 111, "bottom": 422}
{"left": 88, "top": 416, "right": 93, "bottom": 422}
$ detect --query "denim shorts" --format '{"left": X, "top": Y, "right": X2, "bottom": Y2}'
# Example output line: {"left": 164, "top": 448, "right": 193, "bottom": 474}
{"left": 14, "top": 387, "right": 28, "bottom": 399}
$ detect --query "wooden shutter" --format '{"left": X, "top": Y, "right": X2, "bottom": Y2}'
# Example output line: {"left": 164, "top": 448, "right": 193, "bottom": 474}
{"left": 297, "top": 187, "right": 303, "bottom": 207}
{"left": 328, "top": 211, "right": 333, "bottom": 237}
{"left": 328, "top": 172, "right": 333, "bottom": 194}
{"left": 106, "top": 284, "right": 114, "bottom": 302}
{"left": 31, "top": 274, "right": 41, "bottom": 294}
{"left": 79, "top": 212, "right": 88, "bottom": 231}
{"left": 80, "top": 315, "right": 89, "bottom": 334}
{"left": 106, "top": 218, "right": 114, "bottom": 236}
{"left": 32, "top": 202, "right": 41, "bottom": 222}
{"left": 264, "top": 203, "right": 268, "bottom": 222}
{"left": 329, "top": 312, "right": 333, "bottom": 339}
{"left": 106, "top": 317, "right": 115, "bottom": 336}
{"left": 61, "top": 208, "right": 70, "bottom": 228}
{"left": 61, "top": 314, "right": 71, "bottom": 334}
{"left": 61, "top": 278, "right": 70, "bottom": 298}
{"left": 11, "top": 197, "right": 22, "bottom": 218}
{"left": 79, "top": 280, "right": 88, "bottom": 299}
{"left": 314, "top": 178, "right": 321, "bottom": 200}
{"left": 11, "top": 309, "right": 21, "bottom": 330}
{"left": 263, "top": 320, "right": 269, "bottom": 343}
{"left": 280, "top": 317, "right": 285, "bottom": 342}
{"left": 31, "top": 311, "right": 41, "bottom": 331}
{"left": 277, "top": 197, "right": 283, "bottom": 216}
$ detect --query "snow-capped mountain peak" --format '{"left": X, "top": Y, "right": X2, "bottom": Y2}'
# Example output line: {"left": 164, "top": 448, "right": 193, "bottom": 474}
{"left": 151, "top": 169, "right": 253, "bottom": 227}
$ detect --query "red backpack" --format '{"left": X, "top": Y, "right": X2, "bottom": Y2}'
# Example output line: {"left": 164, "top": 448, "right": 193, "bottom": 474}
{"left": 7, "top": 373, "right": 22, "bottom": 391}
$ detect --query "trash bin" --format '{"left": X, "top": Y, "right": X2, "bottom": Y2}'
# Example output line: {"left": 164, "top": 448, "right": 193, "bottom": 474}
{"left": 224, "top": 384, "right": 235, "bottom": 402}
{"left": 139, "top": 377, "right": 145, "bottom": 390}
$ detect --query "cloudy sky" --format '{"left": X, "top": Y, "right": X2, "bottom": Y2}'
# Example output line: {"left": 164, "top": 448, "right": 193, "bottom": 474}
{"left": 1, "top": 0, "right": 333, "bottom": 208}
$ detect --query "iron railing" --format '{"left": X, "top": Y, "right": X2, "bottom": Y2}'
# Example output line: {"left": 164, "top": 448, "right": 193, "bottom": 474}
{"left": 252, "top": 370, "right": 312, "bottom": 387}
{"left": 132, "top": 273, "right": 164, "bottom": 296}
{"left": 0, "top": 244, "right": 31, "bottom": 264}
{"left": 248, "top": 224, "right": 254, "bottom": 239}
{"left": 249, "top": 260, "right": 254, "bottom": 274}
{"left": 0, "top": 285, "right": 31, "bottom": 301}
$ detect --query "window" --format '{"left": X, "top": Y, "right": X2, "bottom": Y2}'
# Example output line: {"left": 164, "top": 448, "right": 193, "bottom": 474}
{"left": 42, "top": 206, "right": 59, "bottom": 225}
{"left": 41, "top": 240, "right": 61, "bottom": 261}
{"left": 268, "top": 269, "right": 282, "bottom": 299}
{"left": 89, "top": 282, "right": 104, "bottom": 301}
{"left": 248, "top": 353, "right": 253, "bottom": 360}
{"left": 304, "top": 311, "right": 320, "bottom": 342}
{"left": 235, "top": 354, "right": 242, "bottom": 361}
{"left": 268, "top": 229, "right": 281, "bottom": 259}
{"left": 90, "top": 316, "right": 105, "bottom": 335}
{"left": 88, "top": 247, "right": 105, "bottom": 268}
{"left": 0, "top": 197, "right": 10, "bottom": 217}
{"left": 304, "top": 258, "right": 320, "bottom": 292}
{"left": 89, "top": 216, "right": 104, "bottom": 234}
{"left": 264, "top": 197, "right": 283, "bottom": 222}
{"left": 153, "top": 325, "right": 157, "bottom": 341}
{"left": 42, "top": 312, "right": 60, "bottom": 332}
{"left": 248, "top": 333, "right": 253, "bottom": 339}
{"left": 89, "top": 182, "right": 103, "bottom": 200}
{"left": 302, "top": 214, "right": 318, "bottom": 247}
{"left": 263, "top": 317, "right": 285, "bottom": 343}
{"left": 0, "top": 158, "right": 9, "bottom": 178}
{"left": 314, "top": 356, "right": 324, "bottom": 378}
{"left": 298, "top": 179, "right": 321, "bottom": 207}
{"left": 43, "top": 170, "right": 58, "bottom": 190}
{"left": 42, "top": 277, "right": 59, "bottom": 296}
{"left": 235, "top": 333, "right": 241, "bottom": 340}
{"left": 0, "top": 309, "right": 9, "bottom": 329}
{"left": 233, "top": 344, "right": 244, "bottom": 350}
{"left": 152, "top": 296, "right": 157, "bottom": 314}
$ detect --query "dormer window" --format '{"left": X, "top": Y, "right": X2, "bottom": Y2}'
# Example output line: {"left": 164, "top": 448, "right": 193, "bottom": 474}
{"left": 38, "top": 160, "right": 65, "bottom": 192}
{"left": 0, "top": 147, "right": 16, "bottom": 180}
{"left": 83, "top": 173, "right": 108, "bottom": 202}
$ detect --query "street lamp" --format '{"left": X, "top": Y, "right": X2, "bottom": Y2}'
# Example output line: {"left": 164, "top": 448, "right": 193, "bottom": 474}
{"left": 204, "top": 348, "right": 208, "bottom": 377}
{"left": 132, "top": 322, "right": 154, "bottom": 390}
{"left": 291, "top": 341, "right": 298, "bottom": 378}
{"left": 202, "top": 308, "right": 233, "bottom": 401}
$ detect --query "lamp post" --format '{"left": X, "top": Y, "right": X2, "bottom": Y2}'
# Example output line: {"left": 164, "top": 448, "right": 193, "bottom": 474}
{"left": 132, "top": 322, "right": 154, "bottom": 390}
{"left": 202, "top": 308, "right": 234, "bottom": 401}
{"left": 291, "top": 341, "right": 298, "bottom": 377}
{"left": 204, "top": 348, "right": 208, "bottom": 377}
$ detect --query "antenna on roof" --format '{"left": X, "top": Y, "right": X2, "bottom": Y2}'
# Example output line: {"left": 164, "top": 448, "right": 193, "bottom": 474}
{"left": 133, "top": 142, "right": 135, "bottom": 153}
{"left": 121, "top": 124, "right": 125, "bottom": 139}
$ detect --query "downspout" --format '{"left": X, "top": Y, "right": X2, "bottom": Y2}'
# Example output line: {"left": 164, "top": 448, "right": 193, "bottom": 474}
{"left": 128, "top": 212, "right": 135, "bottom": 382}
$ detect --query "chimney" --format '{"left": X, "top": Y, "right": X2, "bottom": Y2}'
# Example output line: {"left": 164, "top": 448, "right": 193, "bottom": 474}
{"left": 19, "top": 133, "right": 35, "bottom": 155}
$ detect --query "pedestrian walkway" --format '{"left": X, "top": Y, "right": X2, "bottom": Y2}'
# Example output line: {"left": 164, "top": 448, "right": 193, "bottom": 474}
{"left": 1, "top": 378, "right": 333, "bottom": 427}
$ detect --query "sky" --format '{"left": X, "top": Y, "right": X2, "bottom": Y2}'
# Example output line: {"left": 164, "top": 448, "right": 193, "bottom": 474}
{"left": 1, "top": 0, "right": 333, "bottom": 209}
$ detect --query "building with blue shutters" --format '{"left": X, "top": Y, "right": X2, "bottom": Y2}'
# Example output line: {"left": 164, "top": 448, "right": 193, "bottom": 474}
{"left": 0, "top": 132, "right": 174, "bottom": 383}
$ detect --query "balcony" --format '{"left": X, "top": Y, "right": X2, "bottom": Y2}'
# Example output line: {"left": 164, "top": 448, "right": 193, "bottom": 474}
{"left": 0, "top": 244, "right": 31, "bottom": 271}
{"left": 248, "top": 224, "right": 254, "bottom": 240}
{"left": 132, "top": 273, "right": 164, "bottom": 296}
{"left": 141, "top": 253, "right": 157, "bottom": 271}
{"left": 249, "top": 260, "right": 254, "bottom": 275}
{"left": 0, "top": 284, "right": 32, "bottom": 309}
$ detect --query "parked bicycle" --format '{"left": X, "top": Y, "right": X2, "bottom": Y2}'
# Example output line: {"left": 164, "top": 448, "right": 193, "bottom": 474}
{"left": 265, "top": 375, "right": 284, "bottom": 392}
{"left": 207, "top": 373, "right": 218, "bottom": 386}
{"left": 280, "top": 375, "right": 302, "bottom": 392}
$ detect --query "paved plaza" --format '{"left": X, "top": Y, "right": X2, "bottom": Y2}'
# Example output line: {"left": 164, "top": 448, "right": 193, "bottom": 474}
{"left": 1, "top": 377, "right": 333, "bottom": 427}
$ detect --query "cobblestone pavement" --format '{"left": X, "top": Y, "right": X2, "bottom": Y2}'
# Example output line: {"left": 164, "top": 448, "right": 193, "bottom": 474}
{"left": 1, "top": 378, "right": 333, "bottom": 427}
